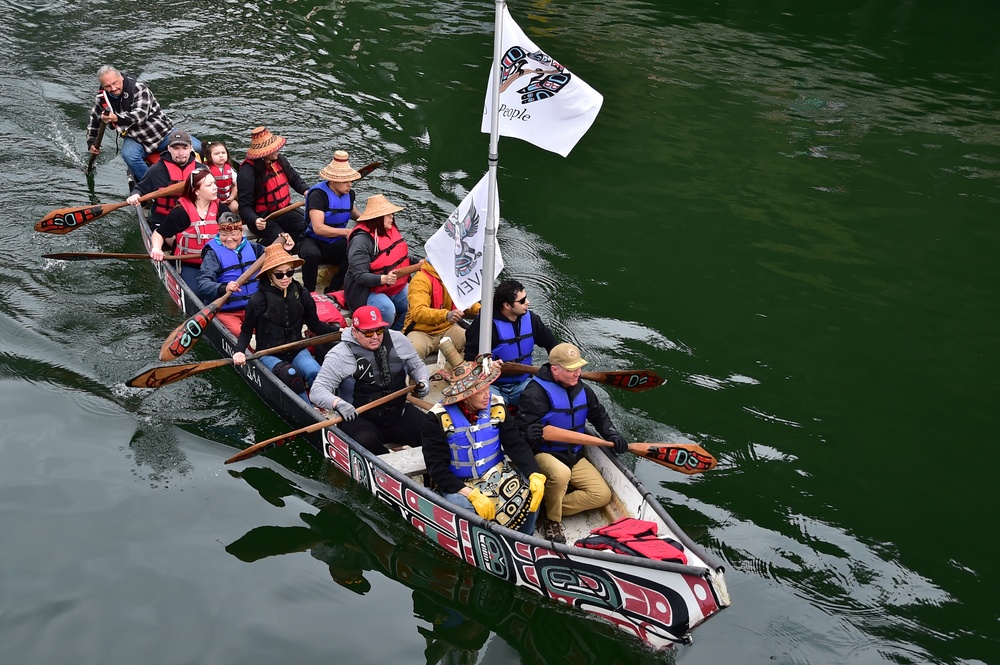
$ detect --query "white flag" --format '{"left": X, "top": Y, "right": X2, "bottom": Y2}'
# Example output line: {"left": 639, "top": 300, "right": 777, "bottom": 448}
{"left": 424, "top": 174, "right": 504, "bottom": 312}
{"left": 481, "top": 6, "right": 603, "bottom": 157}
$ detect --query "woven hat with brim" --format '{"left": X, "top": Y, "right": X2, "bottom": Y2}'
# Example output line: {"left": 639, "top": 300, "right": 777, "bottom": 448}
{"left": 319, "top": 150, "right": 361, "bottom": 182}
{"left": 439, "top": 354, "right": 502, "bottom": 406}
{"left": 357, "top": 194, "right": 403, "bottom": 222}
{"left": 259, "top": 243, "right": 303, "bottom": 275}
{"left": 352, "top": 305, "right": 389, "bottom": 331}
{"left": 549, "top": 342, "right": 589, "bottom": 370}
{"left": 245, "top": 126, "right": 287, "bottom": 160}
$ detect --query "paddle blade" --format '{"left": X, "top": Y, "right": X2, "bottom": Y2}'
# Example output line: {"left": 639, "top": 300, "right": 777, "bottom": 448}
{"left": 159, "top": 299, "right": 223, "bottom": 361}
{"left": 127, "top": 358, "right": 232, "bottom": 388}
{"left": 35, "top": 203, "right": 121, "bottom": 234}
{"left": 631, "top": 443, "right": 717, "bottom": 475}
{"left": 358, "top": 161, "right": 381, "bottom": 178}
{"left": 585, "top": 370, "right": 664, "bottom": 392}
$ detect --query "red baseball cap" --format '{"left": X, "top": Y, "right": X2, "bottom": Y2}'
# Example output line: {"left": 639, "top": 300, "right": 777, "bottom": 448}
{"left": 352, "top": 305, "right": 389, "bottom": 331}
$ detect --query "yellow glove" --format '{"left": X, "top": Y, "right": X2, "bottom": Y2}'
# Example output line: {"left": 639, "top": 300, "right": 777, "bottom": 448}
{"left": 528, "top": 473, "right": 546, "bottom": 513}
{"left": 467, "top": 488, "right": 496, "bottom": 521}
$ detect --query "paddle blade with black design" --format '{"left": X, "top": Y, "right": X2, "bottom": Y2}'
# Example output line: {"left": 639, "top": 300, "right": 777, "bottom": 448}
{"left": 541, "top": 425, "right": 716, "bottom": 475}
{"left": 35, "top": 181, "right": 185, "bottom": 235}
{"left": 500, "top": 362, "right": 664, "bottom": 392}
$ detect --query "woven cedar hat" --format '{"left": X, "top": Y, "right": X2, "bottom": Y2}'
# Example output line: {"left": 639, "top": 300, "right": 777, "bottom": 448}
{"left": 357, "top": 194, "right": 403, "bottom": 222}
{"left": 245, "top": 126, "right": 287, "bottom": 159}
{"left": 258, "top": 243, "right": 303, "bottom": 275}
{"left": 435, "top": 338, "right": 502, "bottom": 406}
{"left": 319, "top": 150, "right": 361, "bottom": 182}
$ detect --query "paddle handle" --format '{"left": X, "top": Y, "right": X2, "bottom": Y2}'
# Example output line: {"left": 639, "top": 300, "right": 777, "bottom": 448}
{"left": 262, "top": 201, "right": 304, "bottom": 223}
{"left": 225, "top": 385, "right": 414, "bottom": 464}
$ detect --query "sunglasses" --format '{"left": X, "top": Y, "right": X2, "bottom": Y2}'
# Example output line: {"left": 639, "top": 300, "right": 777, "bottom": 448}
{"left": 359, "top": 327, "right": 386, "bottom": 338}
{"left": 514, "top": 295, "right": 528, "bottom": 305}
{"left": 271, "top": 269, "right": 296, "bottom": 279}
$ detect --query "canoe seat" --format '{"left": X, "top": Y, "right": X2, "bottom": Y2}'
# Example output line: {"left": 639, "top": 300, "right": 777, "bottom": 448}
{"left": 378, "top": 446, "right": 428, "bottom": 483}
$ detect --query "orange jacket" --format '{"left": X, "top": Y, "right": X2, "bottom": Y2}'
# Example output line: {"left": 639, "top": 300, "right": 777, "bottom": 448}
{"left": 403, "top": 263, "right": 481, "bottom": 336}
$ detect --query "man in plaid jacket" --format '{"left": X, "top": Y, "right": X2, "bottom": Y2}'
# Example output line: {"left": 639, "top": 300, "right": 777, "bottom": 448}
{"left": 86, "top": 65, "right": 201, "bottom": 181}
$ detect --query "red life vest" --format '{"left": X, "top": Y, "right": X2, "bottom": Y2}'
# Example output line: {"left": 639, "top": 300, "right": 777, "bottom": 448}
{"left": 246, "top": 159, "right": 291, "bottom": 215}
{"left": 209, "top": 163, "right": 235, "bottom": 201}
{"left": 152, "top": 158, "right": 200, "bottom": 218}
{"left": 574, "top": 518, "right": 688, "bottom": 563}
{"left": 366, "top": 225, "right": 410, "bottom": 296}
{"left": 422, "top": 268, "right": 453, "bottom": 311}
{"left": 174, "top": 198, "right": 220, "bottom": 265}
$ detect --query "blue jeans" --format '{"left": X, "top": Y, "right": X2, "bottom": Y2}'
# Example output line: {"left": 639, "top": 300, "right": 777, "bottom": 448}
{"left": 123, "top": 132, "right": 203, "bottom": 181}
{"left": 491, "top": 375, "right": 531, "bottom": 407}
{"left": 260, "top": 350, "right": 321, "bottom": 404}
{"left": 442, "top": 491, "right": 539, "bottom": 535}
{"left": 368, "top": 285, "right": 409, "bottom": 331}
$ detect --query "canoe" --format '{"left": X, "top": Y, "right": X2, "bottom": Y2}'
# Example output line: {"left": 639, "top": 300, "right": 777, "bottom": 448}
{"left": 134, "top": 207, "right": 731, "bottom": 649}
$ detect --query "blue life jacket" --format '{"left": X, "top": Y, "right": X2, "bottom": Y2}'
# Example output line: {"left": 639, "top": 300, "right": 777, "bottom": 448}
{"left": 492, "top": 314, "right": 533, "bottom": 384}
{"left": 533, "top": 376, "right": 588, "bottom": 455}
{"left": 303, "top": 182, "right": 354, "bottom": 244}
{"left": 208, "top": 238, "right": 259, "bottom": 312}
{"left": 442, "top": 403, "right": 503, "bottom": 480}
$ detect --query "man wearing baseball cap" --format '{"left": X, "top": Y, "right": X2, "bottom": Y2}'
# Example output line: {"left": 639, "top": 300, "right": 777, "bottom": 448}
{"left": 311, "top": 305, "right": 430, "bottom": 454}
{"left": 516, "top": 343, "right": 630, "bottom": 543}
{"left": 125, "top": 127, "right": 207, "bottom": 232}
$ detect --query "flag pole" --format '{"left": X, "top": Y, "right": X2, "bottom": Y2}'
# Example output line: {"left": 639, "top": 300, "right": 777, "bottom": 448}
{"left": 478, "top": 0, "right": 506, "bottom": 356}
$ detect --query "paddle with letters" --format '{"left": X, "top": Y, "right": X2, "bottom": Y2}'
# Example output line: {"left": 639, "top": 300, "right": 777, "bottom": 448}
{"left": 158, "top": 250, "right": 268, "bottom": 361}
{"left": 35, "top": 181, "right": 185, "bottom": 235}
{"left": 127, "top": 332, "right": 341, "bottom": 389}
{"left": 541, "top": 425, "right": 717, "bottom": 475}
{"left": 500, "top": 362, "right": 663, "bottom": 392}
{"left": 43, "top": 252, "right": 201, "bottom": 262}
{"left": 224, "top": 385, "right": 414, "bottom": 465}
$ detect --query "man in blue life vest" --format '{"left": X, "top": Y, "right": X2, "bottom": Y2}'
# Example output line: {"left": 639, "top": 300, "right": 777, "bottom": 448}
{"left": 300, "top": 150, "right": 362, "bottom": 294}
{"left": 421, "top": 351, "right": 546, "bottom": 536}
{"left": 516, "top": 343, "right": 630, "bottom": 544}
{"left": 463, "top": 279, "right": 557, "bottom": 408}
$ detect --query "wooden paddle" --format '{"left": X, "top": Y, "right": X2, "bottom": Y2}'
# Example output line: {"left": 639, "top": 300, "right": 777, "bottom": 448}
{"left": 541, "top": 425, "right": 717, "bottom": 475}
{"left": 43, "top": 252, "right": 201, "bottom": 262}
{"left": 35, "top": 181, "right": 186, "bottom": 235}
{"left": 127, "top": 331, "right": 341, "bottom": 388}
{"left": 224, "top": 385, "right": 414, "bottom": 464}
{"left": 158, "top": 251, "right": 267, "bottom": 361}
{"left": 499, "top": 362, "right": 664, "bottom": 392}
{"left": 85, "top": 121, "right": 107, "bottom": 174}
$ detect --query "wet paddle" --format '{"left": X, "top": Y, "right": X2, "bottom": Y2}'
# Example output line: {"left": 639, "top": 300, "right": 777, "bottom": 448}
{"left": 224, "top": 385, "right": 414, "bottom": 464}
{"left": 541, "top": 425, "right": 717, "bottom": 475}
{"left": 35, "top": 181, "right": 185, "bottom": 235}
{"left": 127, "top": 331, "right": 341, "bottom": 388}
{"left": 499, "top": 362, "right": 664, "bottom": 392}
{"left": 85, "top": 121, "right": 107, "bottom": 174}
{"left": 43, "top": 252, "right": 201, "bottom": 262}
{"left": 158, "top": 251, "right": 267, "bottom": 361}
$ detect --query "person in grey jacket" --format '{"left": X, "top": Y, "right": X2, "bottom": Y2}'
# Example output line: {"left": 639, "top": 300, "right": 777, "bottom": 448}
{"left": 311, "top": 305, "right": 430, "bottom": 455}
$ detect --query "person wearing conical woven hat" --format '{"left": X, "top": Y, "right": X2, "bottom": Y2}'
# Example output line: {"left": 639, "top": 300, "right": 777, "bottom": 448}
{"left": 514, "top": 343, "right": 631, "bottom": 545}
{"left": 344, "top": 193, "right": 424, "bottom": 331}
{"left": 236, "top": 126, "right": 311, "bottom": 247}
{"left": 309, "top": 305, "right": 430, "bottom": 456}
{"left": 420, "top": 341, "right": 547, "bottom": 535}
{"left": 299, "top": 151, "right": 364, "bottom": 294}
{"left": 231, "top": 243, "right": 340, "bottom": 404}
{"left": 197, "top": 214, "right": 296, "bottom": 337}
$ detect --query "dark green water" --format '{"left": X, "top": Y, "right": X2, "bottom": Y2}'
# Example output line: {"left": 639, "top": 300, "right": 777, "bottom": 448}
{"left": 2, "top": 1, "right": 998, "bottom": 663}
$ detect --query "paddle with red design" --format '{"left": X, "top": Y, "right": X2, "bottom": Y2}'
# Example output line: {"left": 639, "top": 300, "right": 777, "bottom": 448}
{"left": 35, "top": 181, "right": 185, "bottom": 235}
{"left": 157, "top": 247, "right": 273, "bottom": 361}
{"left": 541, "top": 425, "right": 717, "bottom": 475}
{"left": 127, "top": 331, "right": 341, "bottom": 388}
{"left": 499, "top": 362, "right": 663, "bottom": 392}
{"left": 224, "top": 385, "right": 414, "bottom": 465}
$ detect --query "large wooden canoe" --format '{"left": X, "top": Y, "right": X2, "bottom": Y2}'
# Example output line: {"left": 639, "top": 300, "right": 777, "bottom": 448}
{"left": 135, "top": 208, "right": 730, "bottom": 649}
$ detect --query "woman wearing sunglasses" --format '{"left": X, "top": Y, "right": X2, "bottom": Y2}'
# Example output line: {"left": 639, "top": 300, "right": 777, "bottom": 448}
{"left": 232, "top": 244, "right": 340, "bottom": 403}
{"left": 310, "top": 305, "right": 430, "bottom": 455}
